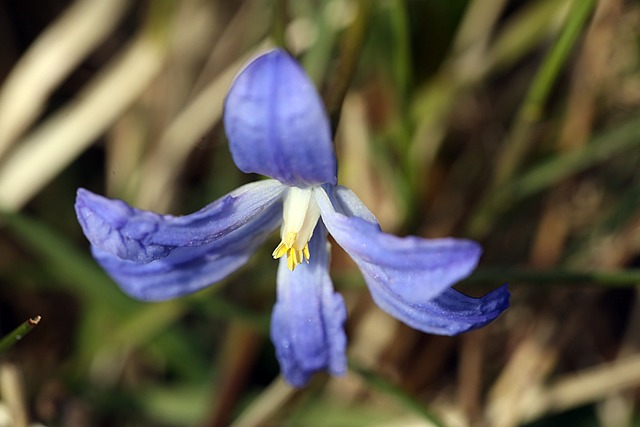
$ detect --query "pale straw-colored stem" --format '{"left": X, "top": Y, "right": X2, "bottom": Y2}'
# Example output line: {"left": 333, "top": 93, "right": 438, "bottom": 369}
{"left": 0, "top": 33, "right": 167, "bottom": 211}
{"left": 0, "top": 0, "right": 128, "bottom": 159}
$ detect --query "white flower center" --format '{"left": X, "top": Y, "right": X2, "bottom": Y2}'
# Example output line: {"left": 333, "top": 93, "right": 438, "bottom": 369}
{"left": 272, "top": 187, "right": 320, "bottom": 271}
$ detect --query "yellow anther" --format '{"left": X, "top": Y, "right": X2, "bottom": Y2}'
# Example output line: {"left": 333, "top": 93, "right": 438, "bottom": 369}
{"left": 287, "top": 250, "right": 297, "bottom": 271}
{"left": 272, "top": 241, "right": 288, "bottom": 259}
{"left": 284, "top": 231, "right": 297, "bottom": 248}
{"left": 273, "top": 187, "right": 320, "bottom": 271}
{"left": 273, "top": 236, "right": 312, "bottom": 271}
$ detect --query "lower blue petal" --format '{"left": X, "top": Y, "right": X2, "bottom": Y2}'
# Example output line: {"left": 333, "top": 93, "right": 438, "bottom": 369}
{"left": 368, "top": 284, "right": 510, "bottom": 335}
{"left": 316, "top": 185, "right": 509, "bottom": 335}
{"left": 270, "top": 223, "right": 347, "bottom": 387}
{"left": 316, "top": 186, "right": 482, "bottom": 303}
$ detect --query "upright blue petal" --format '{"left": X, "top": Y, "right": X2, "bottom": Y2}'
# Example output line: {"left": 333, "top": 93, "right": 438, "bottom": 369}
{"left": 270, "top": 222, "right": 347, "bottom": 387}
{"left": 315, "top": 186, "right": 509, "bottom": 334}
{"left": 75, "top": 181, "right": 285, "bottom": 301}
{"left": 75, "top": 180, "right": 285, "bottom": 263}
{"left": 224, "top": 49, "right": 337, "bottom": 187}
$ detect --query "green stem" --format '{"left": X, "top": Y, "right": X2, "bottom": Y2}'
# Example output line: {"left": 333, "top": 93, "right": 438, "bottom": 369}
{"left": 324, "top": 0, "right": 373, "bottom": 137}
{"left": 468, "top": 0, "right": 595, "bottom": 239}
{"left": 145, "top": 0, "right": 177, "bottom": 44}
{"left": 468, "top": 118, "right": 640, "bottom": 238}
{"left": 271, "top": 0, "right": 288, "bottom": 48}
{"left": 337, "top": 264, "right": 640, "bottom": 289}
{"left": 466, "top": 267, "right": 640, "bottom": 287}
{"left": 389, "top": 0, "right": 422, "bottom": 231}
{"left": 493, "top": 0, "right": 596, "bottom": 187}
{"left": 390, "top": 0, "right": 412, "bottom": 108}
{"left": 0, "top": 316, "right": 41, "bottom": 354}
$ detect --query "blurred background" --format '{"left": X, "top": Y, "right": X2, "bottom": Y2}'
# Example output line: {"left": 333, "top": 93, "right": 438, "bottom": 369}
{"left": 0, "top": 0, "right": 639, "bottom": 425}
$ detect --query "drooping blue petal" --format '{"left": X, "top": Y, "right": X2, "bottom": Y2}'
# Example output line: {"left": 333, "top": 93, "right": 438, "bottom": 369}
{"left": 316, "top": 186, "right": 482, "bottom": 302}
{"left": 75, "top": 181, "right": 285, "bottom": 301}
{"left": 224, "top": 49, "right": 337, "bottom": 187}
{"left": 270, "top": 222, "right": 347, "bottom": 387}
{"left": 367, "top": 284, "right": 510, "bottom": 335}
{"left": 75, "top": 180, "right": 285, "bottom": 263}
{"left": 315, "top": 186, "right": 509, "bottom": 334}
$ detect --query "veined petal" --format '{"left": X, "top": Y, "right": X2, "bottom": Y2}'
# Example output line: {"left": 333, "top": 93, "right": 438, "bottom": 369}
{"left": 316, "top": 186, "right": 481, "bottom": 303}
{"left": 315, "top": 186, "right": 508, "bottom": 333}
{"left": 90, "top": 203, "right": 280, "bottom": 301}
{"left": 270, "top": 222, "right": 347, "bottom": 387}
{"left": 75, "top": 180, "right": 285, "bottom": 263}
{"left": 368, "top": 284, "right": 510, "bottom": 335}
{"left": 224, "top": 49, "right": 337, "bottom": 187}
{"left": 75, "top": 181, "right": 285, "bottom": 301}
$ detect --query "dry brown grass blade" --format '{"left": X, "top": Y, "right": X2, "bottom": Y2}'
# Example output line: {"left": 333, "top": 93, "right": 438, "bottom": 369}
{"left": 0, "top": 0, "right": 128, "bottom": 160}
{"left": 449, "top": 0, "right": 509, "bottom": 83}
{"left": 486, "top": 320, "right": 560, "bottom": 427}
{"left": 135, "top": 41, "right": 271, "bottom": 211}
{"left": 520, "top": 354, "right": 640, "bottom": 423}
{"left": 326, "top": 306, "right": 398, "bottom": 400}
{"left": 229, "top": 377, "right": 296, "bottom": 427}
{"left": 0, "top": 363, "right": 29, "bottom": 427}
{"left": 337, "top": 93, "right": 400, "bottom": 230}
{"left": 0, "top": 29, "right": 168, "bottom": 211}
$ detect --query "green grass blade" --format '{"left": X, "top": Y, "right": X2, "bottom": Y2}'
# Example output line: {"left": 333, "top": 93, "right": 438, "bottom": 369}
{"left": 0, "top": 316, "right": 41, "bottom": 354}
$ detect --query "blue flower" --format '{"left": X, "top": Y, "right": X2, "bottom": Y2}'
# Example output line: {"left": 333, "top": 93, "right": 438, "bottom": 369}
{"left": 75, "top": 49, "right": 509, "bottom": 387}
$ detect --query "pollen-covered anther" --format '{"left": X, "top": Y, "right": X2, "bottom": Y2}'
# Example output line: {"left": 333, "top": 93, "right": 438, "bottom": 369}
{"left": 272, "top": 232, "right": 311, "bottom": 271}
{"left": 272, "top": 241, "right": 289, "bottom": 259}
{"left": 272, "top": 187, "right": 320, "bottom": 271}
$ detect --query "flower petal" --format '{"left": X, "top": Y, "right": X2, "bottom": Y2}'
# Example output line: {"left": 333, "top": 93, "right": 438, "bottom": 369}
{"left": 315, "top": 186, "right": 509, "bottom": 334}
{"left": 75, "top": 180, "right": 285, "bottom": 263}
{"left": 367, "top": 284, "right": 510, "bottom": 335}
{"left": 90, "top": 213, "right": 277, "bottom": 301}
{"left": 224, "top": 49, "right": 337, "bottom": 187}
{"left": 316, "top": 186, "right": 482, "bottom": 303}
{"left": 270, "top": 222, "right": 347, "bottom": 387}
{"left": 75, "top": 181, "right": 285, "bottom": 301}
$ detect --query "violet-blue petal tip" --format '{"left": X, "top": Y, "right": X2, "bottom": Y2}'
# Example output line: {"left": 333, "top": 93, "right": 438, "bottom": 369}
{"left": 75, "top": 188, "right": 172, "bottom": 263}
{"left": 368, "top": 284, "right": 510, "bottom": 336}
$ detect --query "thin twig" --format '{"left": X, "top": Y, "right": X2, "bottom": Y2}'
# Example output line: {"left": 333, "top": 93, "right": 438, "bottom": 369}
{"left": 0, "top": 316, "right": 41, "bottom": 354}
